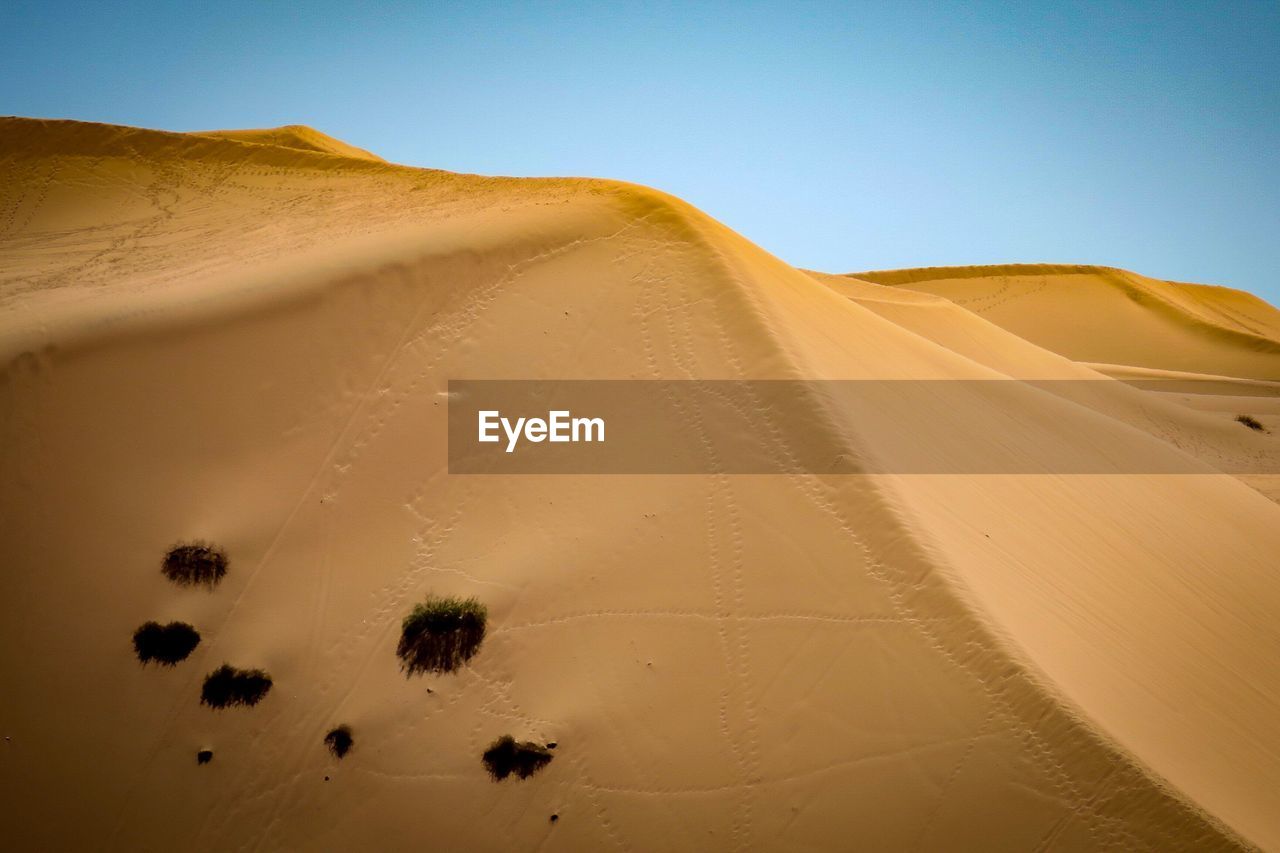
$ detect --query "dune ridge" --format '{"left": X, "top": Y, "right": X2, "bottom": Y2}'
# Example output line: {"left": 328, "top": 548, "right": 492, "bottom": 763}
{"left": 848, "top": 264, "right": 1280, "bottom": 380}
{"left": 0, "top": 117, "right": 397, "bottom": 172}
{"left": 854, "top": 262, "right": 1280, "bottom": 349}
{"left": 2, "top": 118, "right": 1279, "bottom": 851}
{"left": 188, "top": 125, "right": 387, "bottom": 161}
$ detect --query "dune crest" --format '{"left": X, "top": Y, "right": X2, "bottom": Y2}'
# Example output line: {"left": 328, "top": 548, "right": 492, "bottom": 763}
{"left": 2, "top": 118, "right": 1279, "bottom": 851}
{"left": 188, "top": 124, "right": 387, "bottom": 161}
{"left": 848, "top": 264, "right": 1280, "bottom": 380}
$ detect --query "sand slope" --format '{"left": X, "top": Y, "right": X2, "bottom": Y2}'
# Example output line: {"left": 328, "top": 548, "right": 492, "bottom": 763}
{"left": 3, "top": 119, "right": 1280, "bottom": 851}
{"left": 812, "top": 271, "right": 1280, "bottom": 480}
{"left": 837, "top": 264, "right": 1280, "bottom": 502}
{"left": 850, "top": 264, "right": 1280, "bottom": 381}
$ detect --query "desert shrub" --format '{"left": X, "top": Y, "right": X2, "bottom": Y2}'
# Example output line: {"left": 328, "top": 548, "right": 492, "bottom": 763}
{"left": 200, "top": 664, "right": 272, "bottom": 708}
{"left": 162, "top": 542, "right": 228, "bottom": 588}
{"left": 482, "top": 735, "right": 553, "bottom": 781}
{"left": 1236, "top": 414, "right": 1266, "bottom": 432}
{"left": 396, "top": 595, "right": 487, "bottom": 675}
{"left": 324, "top": 725, "right": 353, "bottom": 758}
{"left": 196, "top": 749, "right": 213, "bottom": 765}
{"left": 133, "top": 621, "right": 201, "bottom": 665}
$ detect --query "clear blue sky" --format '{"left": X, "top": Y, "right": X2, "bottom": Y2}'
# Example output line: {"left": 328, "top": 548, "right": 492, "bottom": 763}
{"left": 3, "top": 1, "right": 1278, "bottom": 303}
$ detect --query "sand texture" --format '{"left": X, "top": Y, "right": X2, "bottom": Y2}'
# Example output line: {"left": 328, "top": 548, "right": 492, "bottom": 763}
{"left": 2, "top": 118, "right": 1279, "bottom": 851}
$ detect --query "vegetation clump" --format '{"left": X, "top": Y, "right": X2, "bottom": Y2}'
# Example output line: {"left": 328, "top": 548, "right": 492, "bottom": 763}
{"left": 200, "top": 664, "right": 272, "bottom": 708}
{"left": 482, "top": 735, "right": 553, "bottom": 781}
{"left": 1236, "top": 414, "right": 1267, "bottom": 432}
{"left": 324, "top": 725, "right": 354, "bottom": 758}
{"left": 133, "top": 621, "right": 201, "bottom": 665}
{"left": 396, "top": 595, "right": 487, "bottom": 675}
{"left": 162, "top": 542, "right": 228, "bottom": 588}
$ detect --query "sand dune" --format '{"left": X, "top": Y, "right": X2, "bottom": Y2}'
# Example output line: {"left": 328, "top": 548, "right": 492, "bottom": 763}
{"left": 812, "top": 271, "right": 1280, "bottom": 482}
{"left": 849, "top": 264, "right": 1280, "bottom": 381}
{"left": 188, "top": 125, "right": 387, "bottom": 161}
{"left": 2, "top": 118, "right": 1280, "bottom": 851}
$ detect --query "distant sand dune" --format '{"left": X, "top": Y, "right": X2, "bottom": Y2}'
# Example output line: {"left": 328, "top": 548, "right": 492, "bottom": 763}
{"left": 2, "top": 119, "right": 1279, "bottom": 851}
{"left": 849, "top": 264, "right": 1280, "bottom": 380}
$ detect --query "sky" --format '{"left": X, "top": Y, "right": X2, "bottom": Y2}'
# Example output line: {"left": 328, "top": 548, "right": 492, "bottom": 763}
{"left": 3, "top": 1, "right": 1278, "bottom": 303}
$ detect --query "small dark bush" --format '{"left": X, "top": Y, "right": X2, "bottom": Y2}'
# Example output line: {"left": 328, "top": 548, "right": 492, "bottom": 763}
{"left": 396, "top": 595, "right": 487, "bottom": 675}
{"left": 162, "top": 542, "right": 228, "bottom": 588}
{"left": 201, "top": 664, "right": 272, "bottom": 708}
{"left": 133, "top": 621, "right": 201, "bottom": 665}
{"left": 482, "top": 735, "right": 553, "bottom": 781}
{"left": 1236, "top": 414, "right": 1267, "bottom": 432}
{"left": 196, "top": 749, "right": 213, "bottom": 765}
{"left": 324, "top": 725, "right": 353, "bottom": 758}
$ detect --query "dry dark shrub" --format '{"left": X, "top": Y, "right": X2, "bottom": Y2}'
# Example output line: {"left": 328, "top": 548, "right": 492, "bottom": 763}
{"left": 324, "top": 725, "right": 353, "bottom": 758}
{"left": 1236, "top": 414, "right": 1267, "bottom": 432}
{"left": 482, "top": 735, "right": 553, "bottom": 781}
{"left": 133, "top": 621, "right": 201, "bottom": 665}
{"left": 396, "top": 596, "right": 487, "bottom": 675}
{"left": 196, "top": 749, "right": 213, "bottom": 765}
{"left": 162, "top": 542, "right": 228, "bottom": 588}
{"left": 201, "top": 664, "right": 272, "bottom": 708}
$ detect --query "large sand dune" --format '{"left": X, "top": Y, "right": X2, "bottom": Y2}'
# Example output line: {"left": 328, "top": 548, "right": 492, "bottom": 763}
{"left": 2, "top": 118, "right": 1279, "bottom": 850}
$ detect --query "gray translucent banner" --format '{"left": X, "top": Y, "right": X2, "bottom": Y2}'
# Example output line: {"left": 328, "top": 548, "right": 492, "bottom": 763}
{"left": 446, "top": 380, "right": 1278, "bottom": 474}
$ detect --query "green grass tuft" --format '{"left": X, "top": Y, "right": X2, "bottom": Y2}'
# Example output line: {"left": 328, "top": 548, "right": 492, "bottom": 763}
{"left": 200, "top": 664, "right": 272, "bottom": 708}
{"left": 482, "top": 735, "right": 553, "bottom": 781}
{"left": 396, "top": 595, "right": 487, "bottom": 675}
{"left": 324, "top": 725, "right": 354, "bottom": 758}
{"left": 1236, "top": 414, "right": 1267, "bottom": 432}
{"left": 162, "top": 542, "right": 228, "bottom": 588}
{"left": 133, "top": 621, "right": 200, "bottom": 665}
